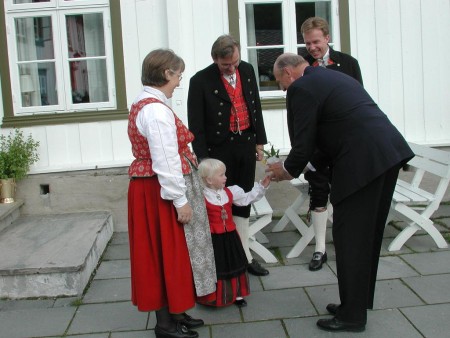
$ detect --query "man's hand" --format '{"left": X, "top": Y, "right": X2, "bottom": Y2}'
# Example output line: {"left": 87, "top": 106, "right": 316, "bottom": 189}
{"left": 265, "top": 160, "right": 294, "bottom": 182}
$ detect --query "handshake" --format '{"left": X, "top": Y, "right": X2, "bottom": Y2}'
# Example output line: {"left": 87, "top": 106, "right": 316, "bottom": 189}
{"left": 265, "top": 159, "right": 294, "bottom": 182}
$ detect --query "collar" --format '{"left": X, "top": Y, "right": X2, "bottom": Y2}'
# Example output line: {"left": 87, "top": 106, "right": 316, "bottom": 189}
{"left": 143, "top": 86, "right": 168, "bottom": 103}
{"left": 203, "top": 186, "right": 229, "bottom": 205}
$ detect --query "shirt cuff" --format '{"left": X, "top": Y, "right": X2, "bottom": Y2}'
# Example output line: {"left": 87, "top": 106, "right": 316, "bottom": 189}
{"left": 173, "top": 195, "right": 188, "bottom": 208}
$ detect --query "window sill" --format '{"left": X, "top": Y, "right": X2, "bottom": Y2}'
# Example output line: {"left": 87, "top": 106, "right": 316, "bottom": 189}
{"left": 261, "top": 96, "right": 286, "bottom": 110}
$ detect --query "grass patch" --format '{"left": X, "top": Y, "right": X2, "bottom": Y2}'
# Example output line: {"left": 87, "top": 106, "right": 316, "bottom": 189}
{"left": 70, "top": 298, "right": 83, "bottom": 307}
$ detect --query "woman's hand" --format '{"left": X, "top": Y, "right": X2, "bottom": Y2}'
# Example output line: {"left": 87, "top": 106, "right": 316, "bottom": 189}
{"left": 176, "top": 203, "right": 193, "bottom": 224}
{"left": 256, "top": 145, "right": 264, "bottom": 161}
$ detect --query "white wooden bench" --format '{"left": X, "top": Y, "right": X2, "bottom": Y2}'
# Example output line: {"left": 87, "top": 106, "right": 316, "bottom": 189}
{"left": 271, "top": 174, "right": 332, "bottom": 258}
{"left": 249, "top": 196, "right": 278, "bottom": 263}
{"left": 386, "top": 142, "right": 450, "bottom": 251}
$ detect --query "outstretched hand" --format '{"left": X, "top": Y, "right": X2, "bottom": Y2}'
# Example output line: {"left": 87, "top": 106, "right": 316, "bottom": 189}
{"left": 260, "top": 175, "right": 271, "bottom": 188}
{"left": 265, "top": 160, "right": 294, "bottom": 182}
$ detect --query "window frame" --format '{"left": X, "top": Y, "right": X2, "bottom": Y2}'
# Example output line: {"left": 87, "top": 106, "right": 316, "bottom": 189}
{"left": 238, "top": 0, "right": 340, "bottom": 99}
{"left": 0, "top": 0, "right": 127, "bottom": 127}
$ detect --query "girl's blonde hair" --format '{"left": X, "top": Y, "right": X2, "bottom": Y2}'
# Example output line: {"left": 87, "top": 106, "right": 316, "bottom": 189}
{"left": 198, "top": 158, "right": 226, "bottom": 180}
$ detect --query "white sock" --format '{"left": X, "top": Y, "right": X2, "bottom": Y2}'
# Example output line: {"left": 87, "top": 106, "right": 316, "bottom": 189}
{"left": 233, "top": 216, "right": 253, "bottom": 262}
{"left": 311, "top": 209, "right": 328, "bottom": 253}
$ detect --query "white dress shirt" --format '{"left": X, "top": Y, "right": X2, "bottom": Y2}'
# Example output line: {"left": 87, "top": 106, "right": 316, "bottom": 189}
{"left": 203, "top": 182, "right": 268, "bottom": 206}
{"left": 133, "top": 86, "right": 187, "bottom": 208}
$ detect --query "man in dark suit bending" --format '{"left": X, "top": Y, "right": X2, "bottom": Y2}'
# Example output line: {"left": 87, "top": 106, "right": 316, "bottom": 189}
{"left": 267, "top": 53, "right": 413, "bottom": 332}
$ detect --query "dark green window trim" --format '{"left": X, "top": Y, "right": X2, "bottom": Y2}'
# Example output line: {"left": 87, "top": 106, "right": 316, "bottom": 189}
{"left": 0, "top": 1, "right": 128, "bottom": 128}
{"left": 228, "top": 0, "right": 351, "bottom": 110}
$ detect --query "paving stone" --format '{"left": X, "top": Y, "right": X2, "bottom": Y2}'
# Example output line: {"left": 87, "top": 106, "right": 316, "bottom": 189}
{"left": 284, "top": 308, "right": 422, "bottom": 337}
{"left": 261, "top": 264, "right": 337, "bottom": 290}
{"left": 186, "top": 302, "right": 242, "bottom": 326}
{"left": 264, "top": 230, "right": 301, "bottom": 249}
{"left": 305, "top": 284, "right": 340, "bottom": 315}
{"left": 83, "top": 278, "right": 131, "bottom": 303}
{"left": 242, "top": 288, "right": 316, "bottom": 321}
{"left": 0, "top": 307, "right": 75, "bottom": 338}
{"left": 211, "top": 319, "right": 286, "bottom": 338}
{"left": 67, "top": 301, "right": 148, "bottom": 335}
{"left": 401, "top": 303, "right": 450, "bottom": 337}
{"left": 401, "top": 234, "right": 450, "bottom": 253}
{"left": 373, "top": 279, "right": 424, "bottom": 309}
{"left": 400, "top": 250, "right": 450, "bottom": 275}
{"left": 403, "top": 274, "right": 450, "bottom": 304}
{"left": 94, "top": 259, "right": 130, "bottom": 280}
{"left": 327, "top": 255, "right": 419, "bottom": 280}
{"left": 67, "top": 334, "right": 109, "bottom": 338}
{"left": 110, "top": 231, "right": 129, "bottom": 245}
{"left": 110, "top": 330, "right": 155, "bottom": 337}
{"left": 103, "top": 243, "right": 130, "bottom": 260}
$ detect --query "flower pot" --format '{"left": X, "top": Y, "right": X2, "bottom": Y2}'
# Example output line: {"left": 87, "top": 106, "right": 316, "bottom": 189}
{"left": 0, "top": 178, "right": 16, "bottom": 203}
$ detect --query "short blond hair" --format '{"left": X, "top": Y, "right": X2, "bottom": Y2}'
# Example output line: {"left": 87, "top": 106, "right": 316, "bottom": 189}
{"left": 198, "top": 158, "right": 226, "bottom": 181}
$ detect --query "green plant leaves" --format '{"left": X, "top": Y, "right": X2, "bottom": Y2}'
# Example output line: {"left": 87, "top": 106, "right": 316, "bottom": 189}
{"left": 0, "top": 129, "right": 40, "bottom": 180}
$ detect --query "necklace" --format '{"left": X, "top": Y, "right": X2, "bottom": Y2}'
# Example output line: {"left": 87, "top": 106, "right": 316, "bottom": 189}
{"left": 215, "top": 193, "right": 228, "bottom": 221}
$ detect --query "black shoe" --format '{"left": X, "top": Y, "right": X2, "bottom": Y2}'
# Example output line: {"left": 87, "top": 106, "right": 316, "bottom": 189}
{"left": 317, "top": 317, "right": 365, "bottom": 332}
{"left": 155, "top": 322, "right": 199, "bottom": 338}
{"left": 247, "top": 259, "right": 269, "bottom": 276}
{"left": 309, "top": 252, "right": 327, "bottom": 271}
{"left": 234, "top": 298, "right": 247, "bottom": 307}
{"left": 176, "top": 313, "right": 204, "bottom": 329}
{"left": 326, "top": 303, "right": 339, "bottom": 315}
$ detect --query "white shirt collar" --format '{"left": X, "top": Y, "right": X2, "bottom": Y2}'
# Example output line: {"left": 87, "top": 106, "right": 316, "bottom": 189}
{"left": 143, "top": 85, "right": 168, "bottom": 103}
{"left": 203, "top": 186, "right": 229, "bottom": 205}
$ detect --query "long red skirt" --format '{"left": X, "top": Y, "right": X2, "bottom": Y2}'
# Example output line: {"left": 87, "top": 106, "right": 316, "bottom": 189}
{"left": 128, "top": 177, "right": 195, "bottom": 313}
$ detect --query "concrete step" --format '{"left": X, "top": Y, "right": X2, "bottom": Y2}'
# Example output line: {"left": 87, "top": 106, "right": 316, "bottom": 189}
{"left": 0, "top": 200, "right": 24, "bottom": 233}
{"left": 0, "top": 211, "right": 113, "bottom": 299}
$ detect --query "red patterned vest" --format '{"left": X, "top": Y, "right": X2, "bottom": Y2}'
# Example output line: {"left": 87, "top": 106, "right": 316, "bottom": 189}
{"left": 128, "top": 97, "right": 197, "bottom": 177}
{"left": 222, "top": 69, "right": 251, "bottom": 133}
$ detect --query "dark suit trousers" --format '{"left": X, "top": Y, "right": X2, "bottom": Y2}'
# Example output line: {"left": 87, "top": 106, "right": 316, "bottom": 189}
{"left": 332, "top": 164, "right": 401, "bottom": 324}
{"left": 208, "top": 129, "right": 256, "bottom": 218}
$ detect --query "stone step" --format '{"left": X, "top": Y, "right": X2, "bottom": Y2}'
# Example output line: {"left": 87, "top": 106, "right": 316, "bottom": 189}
{"left": 0, "top": 211, "right": 113, "bottom": 299}
{"left": 0, "top": 200, "right": 24, "bottom": 233}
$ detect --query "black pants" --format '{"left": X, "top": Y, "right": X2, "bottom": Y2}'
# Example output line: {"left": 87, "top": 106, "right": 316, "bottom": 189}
{"left": 332, "top": 164, "right": 401, "bottom": 324}
{"left": 208, "top": 129, "right": 256, "bottom": 218}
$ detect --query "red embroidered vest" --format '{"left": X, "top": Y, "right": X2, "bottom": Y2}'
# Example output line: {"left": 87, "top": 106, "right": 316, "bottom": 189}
{"left": 205, "top": 188, "right": 235, "bottom": 234}
{"left": 222, "top": 70, "right": 251, "bottom": 132}
{"left": 128, "top": 97, "right": 197, "bottom": 177}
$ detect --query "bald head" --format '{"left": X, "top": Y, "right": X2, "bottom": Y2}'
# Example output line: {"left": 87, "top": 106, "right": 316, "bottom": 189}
{"left": 273, "top": 53, "right": 308, "bottom": 91}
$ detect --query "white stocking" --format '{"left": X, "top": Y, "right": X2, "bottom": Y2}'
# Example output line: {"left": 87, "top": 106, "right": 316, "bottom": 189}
{"left": 233, "top": 216, "right": 252, "bottom": 262}
{"left": 312, "top": 209, "right": 328, "bottom": 253}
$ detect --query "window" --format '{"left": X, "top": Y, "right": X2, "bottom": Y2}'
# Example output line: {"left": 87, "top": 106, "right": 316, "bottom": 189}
{"left": 5, "top": 0, "right": 115, "bottom": 115}
{"left": 238, "top": 0, "right": 339, "bottom": 97}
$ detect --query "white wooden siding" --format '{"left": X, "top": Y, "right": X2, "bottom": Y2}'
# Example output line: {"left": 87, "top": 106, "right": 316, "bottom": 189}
{"left": 0, "top": 0, "right": 449, "bottom": 175}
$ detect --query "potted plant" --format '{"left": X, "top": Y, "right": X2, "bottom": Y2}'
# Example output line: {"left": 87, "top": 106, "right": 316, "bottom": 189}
{"left": 0, "top": 129, "right": 40, "bottom": 203}
{"left": 262, "top": 143, "right": 281, "bottom": 164}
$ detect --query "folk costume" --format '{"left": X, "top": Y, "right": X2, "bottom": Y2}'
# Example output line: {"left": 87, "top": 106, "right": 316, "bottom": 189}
{"left": 197, "top": 183, "right": 267, "bottom": 307}
{"left": 127, "top": 87, "right": 216, "bottom": 313}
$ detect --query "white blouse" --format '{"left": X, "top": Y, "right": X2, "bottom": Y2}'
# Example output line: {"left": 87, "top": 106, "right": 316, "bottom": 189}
{"left": 203, "top": 182, "right": 268, "bottom": 206}
{"left": 133, "top": 86, "right": 187, "bottom": 208}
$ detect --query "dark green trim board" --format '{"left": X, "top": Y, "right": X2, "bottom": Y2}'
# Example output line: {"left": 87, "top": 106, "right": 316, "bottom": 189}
{"left": 0, "top": 1, "right": 128, "bottom": 128}
{"left": 338, "top": 0, "right": 351, "bottom": 54}
{"left": 228, "top": 0, "right": 240, "bottom": 40}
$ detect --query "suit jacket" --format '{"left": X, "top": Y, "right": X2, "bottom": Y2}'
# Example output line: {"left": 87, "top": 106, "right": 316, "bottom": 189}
{"left": 187, "top": 61, "right": 267, "bottom": 159}
{"left": 304, "top": 46, "right": 363, "bottom": 85}
{"left": 284, "top": 66, "right": 413, "bottom": 205}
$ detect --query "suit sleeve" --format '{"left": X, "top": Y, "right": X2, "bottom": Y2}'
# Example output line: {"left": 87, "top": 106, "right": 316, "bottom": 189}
{"left": 187, "top": 75, "right": 209, "bottom": 160}
{"left": 284, "top": 86, "right": 319, "bottom": 178}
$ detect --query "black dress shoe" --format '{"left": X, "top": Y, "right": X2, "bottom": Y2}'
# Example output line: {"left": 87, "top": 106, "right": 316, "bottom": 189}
{"left": 176, "top": 313, "right": 204, "bottom": 329}
{"left": 155, "top": 322, "right": 199, "bottom": 338}
{"left": 317, "top": 317, "right": 365, "bottom": 332}
{"left": 309, "top": 251, "right": 327, "bottom": 271}
{"left": 247, "top": 259, "right": 269, "bottom": 276}
{"left": 326, "top": 303, "right": 339, "bottom": 315}
{"left": 234, "top": 298, "right": 247, "bottom": 307}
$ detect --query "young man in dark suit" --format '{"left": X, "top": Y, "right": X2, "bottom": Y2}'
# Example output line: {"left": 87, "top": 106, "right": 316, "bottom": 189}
{"left": 187, "top": 35, "right": 269, "bottom": 276}
{"left": 300, "top": 17, "right": 364, "bottom": 271}
{"left": 268, "top": 53, "right": 413, "bottom": 332}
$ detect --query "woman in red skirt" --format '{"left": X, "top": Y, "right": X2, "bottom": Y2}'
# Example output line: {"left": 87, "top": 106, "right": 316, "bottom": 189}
{"left": 128, "top": 49, "right": 215, "bottom": 338}
{"left": 196, "top": 158, "right": 270, "bottom": 307}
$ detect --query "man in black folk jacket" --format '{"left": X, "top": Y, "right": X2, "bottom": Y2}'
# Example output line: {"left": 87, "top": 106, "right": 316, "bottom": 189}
{"left": 188, "top": 35, "right": 269, "bottom": 277}
{"left": 300, "top": 17, "right": 364, "bottom": 272}
{"left": 268, "top": 53, "right": 413, "bottom": 332}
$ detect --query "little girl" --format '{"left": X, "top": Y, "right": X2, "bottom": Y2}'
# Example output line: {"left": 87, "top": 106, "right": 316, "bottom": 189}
{"left": 196, "top": 158, "right": 270, "bottom": 307}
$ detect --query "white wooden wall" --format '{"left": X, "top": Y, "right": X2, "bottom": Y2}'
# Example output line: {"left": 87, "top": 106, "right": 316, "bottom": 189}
{"left": 0, "top": 0, "right": 449, "bottom": 175}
